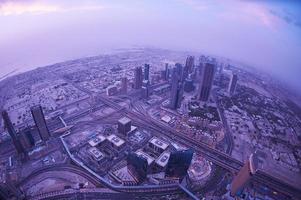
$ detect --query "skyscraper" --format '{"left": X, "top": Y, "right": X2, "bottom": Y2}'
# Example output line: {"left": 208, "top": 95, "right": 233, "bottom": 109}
{"left": 134, "top": 66, "right": 143, "bottom": 89}
{"left": 230, "top": 153, "right": 259, "bottom": 197}
{"left": 184, "top": 75, "right": 195, "bottom": 93}
{"left": 142, "top": 80, "right": 150, "bottom": 99}
{"left": 165, "top": 63, "right": 169, "bottom": 81}
{"left": 121, "top": 77, "right": 128, "bottom": 94}
{"left": 169, "top": 68, "right": 183, "bottom": 109}
{"left": 1, "top": 111, "right": 26, "bottom": 155}
{"left": 144, "top": 64, "right": 150, "bottom": 81}
{"left": 183, "top": 56, "right": 194, "bottom": 81}
{"left": 198, "top": 63, "right": 215, "bottom": 101}
{"left": 165, "top": 149, "right": 194, "bottom": 180}
{"left": 175, "top": 63, "right": 183, "bottom": 82}
{"left": 127, "top": 153, "right": 148, "bottom": 183}
{"left": 228, "top": 74, "right": 238, "bottom": 96}
{"left": 31, "top": 105, "right": 50, "bottom": 142}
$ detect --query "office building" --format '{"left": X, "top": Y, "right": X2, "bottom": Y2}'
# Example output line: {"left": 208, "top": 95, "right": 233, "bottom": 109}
{"left": 175, "top": 63, "right": 183, "bottom": 82}
{"left": 169, "top": 68, "right": 183, "bottom": 109}
{"left": 230, "top": 153, "right": 259, "bottom": 197}
{"left": 135, "top": 149, "right": 155, "bottom": 167}
{"left": 1, "top": 111, "right": 26, "bottom": 155}
{"left": 165, "top": 149, "right": 194, "bottom": 180}
{"left": 107, "top": 134, "right": 125, "bottom": 151}
{"left": 228, "top": 74, "right": 238, "bottom": 96}
{"left": 134, "top": 66, "right": 143, "bottom": 89}
{"left": 144, "top": 64, "right": 150, "bottom": 81}
{"left": 118, "top": 117, "right": 132, "bottom": 135}
{"left": 148, "top": 137, "right": 169, "bottom": 154}
{"left": 184, "top": 75, "right": 195, "bottom": 93}
{"left": 142, "top": 80, "right": 150, "bottom": 98}
{"left": 121, "top": 77, "right": 128, "bottom": 94}
{"left": 198, "top": 63, "right": 215, "bottom": 101}
{"left": 127, "top": 153, "right": 148, "bottom": 183}
{"left": 31, "top": 105, "right": 50, "bottom": 142}
{"left": 155, "top": 151, "right": 171, "bottom": 171}
{"left": 183, "top": 56, "right": 194, "bottom": 80}
{"left": 106, "top": 85, "right": 118, "bottom": 96}
{"left": 165, "top": 63, "right": 169, "bottom": 81}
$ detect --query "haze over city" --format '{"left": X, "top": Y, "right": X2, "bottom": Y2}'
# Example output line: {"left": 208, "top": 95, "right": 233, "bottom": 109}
{"left": 1, "top": 0, "right": 301, "bottom": 92}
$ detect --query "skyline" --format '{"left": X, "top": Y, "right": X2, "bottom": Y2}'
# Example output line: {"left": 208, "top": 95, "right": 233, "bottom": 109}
{"left": 0, "top": 0, "right": 301, "bottom": 93}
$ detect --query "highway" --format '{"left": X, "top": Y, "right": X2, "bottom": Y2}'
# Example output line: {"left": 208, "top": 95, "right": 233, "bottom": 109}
{"left": 97, "top": 94, "right": 301, "bottom": 199}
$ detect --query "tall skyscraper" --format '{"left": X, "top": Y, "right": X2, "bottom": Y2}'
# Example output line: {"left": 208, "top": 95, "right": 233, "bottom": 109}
{"left": 134, "top": 66, "right": 143, "bottom": 89}
{"left": 198, "top": 63, "right": 215, "bottom": 101}
{"left": 121, "top": 77, "right": 128, "bottom": 94}
{"left": 144, "top": 64, "right": 150, "bottom": 81}
{"left": 228, "top": 74, "right": 238, "bottom": 96}
{"left": 169, "top": 68, "right": 183, "bottom": 109}
{"left": 142, "top": 80, "right": 150, "bottom": 99}
{"left": 165, "top": 149, "right": 194, "bottom": 180}
{"left": 184, "top": 75, "right": 195, "bottom": 93}
{"left": 31, "top": 105, "right": 50, "bottom": 142}
{"left": 183, "top": 56, "right": 194, "bottom": 81}
{"left": 165, "top": 63, "right": 169, "bottom": 81}
{"left": 230, "top": 153, "right": 259, "bottom": 197}
{"left": 1, "top": 111, "right": 26, "bottom": 155}
{"left": 127, "top": 153, "right": 148, "bottom": 183}
{"left": 175, "top": 63, "right": 183, "bottom": 82}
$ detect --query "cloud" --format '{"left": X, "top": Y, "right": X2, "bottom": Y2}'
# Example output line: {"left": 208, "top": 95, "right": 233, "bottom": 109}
{"left": 269, "top": 9, "right": 301, "bottom": 29}
{"left": 0, "top": 0, "right": 104, "bottom": 16}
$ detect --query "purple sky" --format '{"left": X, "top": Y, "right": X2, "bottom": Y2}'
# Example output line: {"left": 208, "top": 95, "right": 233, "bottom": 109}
{"left": 0, "top": 0, "right": 301, "bottom": 92}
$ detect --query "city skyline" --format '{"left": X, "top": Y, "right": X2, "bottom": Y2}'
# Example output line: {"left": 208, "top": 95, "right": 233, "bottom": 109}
{"left": 0, "top": 0, "right": 301, "bottom": 93}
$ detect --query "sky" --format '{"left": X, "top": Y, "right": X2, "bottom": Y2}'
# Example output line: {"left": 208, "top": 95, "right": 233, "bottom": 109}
{"left": 0, "top": 0, "right": 301, "bottom": 92}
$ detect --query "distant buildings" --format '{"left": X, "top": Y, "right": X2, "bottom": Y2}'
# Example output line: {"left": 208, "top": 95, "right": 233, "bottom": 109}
{"left": 230, "top": 153, "right": 259, "bottom": 197}
{"left": 165, "top": 149, "right": 194, "bottom": 180}
{"left": 1, "top": 110, "right": 26, "bottom": 156}
{"left": 169, "top": 67, "right": 183, "bottom": 109}
{"left": 144, "top": 64, "right": 150, "bottom": 81}
{"left": 118, "top": 117, "right": 132, "bottom": 135}
{"left": 31, "top": 105, "right": 50, "bottom": 142}
{"left": 164, "top": 63, "right": 169, "bottom": 81}
{"left": 228, "top": 74, "right": 238, "bottom": 96}
{"left": 198, "top": 63, "right": 215, "bottom": 101}
{"left": 127, "top": 153, "right": 148, "bottom": 183}
{"left": 134, "top": 66, "right": 143, "bottom": 89}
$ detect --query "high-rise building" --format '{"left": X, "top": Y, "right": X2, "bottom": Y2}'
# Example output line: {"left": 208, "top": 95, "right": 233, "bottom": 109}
{"left": 198, "top": 63, "right": 215, "bottom": 101}
{"left": 183, "top": 56, "right": 194, "bottom": 81}
{"left": 175, "top": 63, "right": 183, "bottom": 82}
{"left": 118, "top": 117, "right": 132, "bottom": 135}
{"left": 165, "top": 149, "right": 194, "bottom": 180}
{"left": 169, "top": 68, "right": 183, "bottom": 109}
{"left": 142, "top": 80, "right": 150, "bottom": 99}
{"left": 228, "top": 74, "right": 238, "bottom": 96}
{"left": 121, "top": 77, "right": 128, "bottom": 94}
{"left": 184, "top": 74, "right": 195, "bottom": 93}
{"left": 31, "top": 105, "right": 50, "bottom": 142}
{"left": 127, "top": 153, "right": 148, "bottom": 183}
{"left": 144, "top": 64, "right": 150, "bottom": 81}
{"left": 230, "top": 153, "right": 259, "bottom": 197}
{"left": 165, "top": 63, "right": 169, "bottom": 81}
{"left": 134, "top": 66, "right": 143, "bottom": 89}
{"left": 1, "top": 111, "right": 25, "bottom": 155}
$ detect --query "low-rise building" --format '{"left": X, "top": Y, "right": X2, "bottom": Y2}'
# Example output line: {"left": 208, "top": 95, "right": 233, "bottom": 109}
{"left": 148, "top": 137, "right": 169, "bottom": 154}
{"left": 88, "top": 147, "right": 105, "bottom": 161}
{"left": 155, "top": 151, "right": 171, "bottom": 171}
{"left": 107, "top": 134, "right": 125, "bottom": 151}
{"left": 88, "top": 134, "right": 106, "bottom": 147}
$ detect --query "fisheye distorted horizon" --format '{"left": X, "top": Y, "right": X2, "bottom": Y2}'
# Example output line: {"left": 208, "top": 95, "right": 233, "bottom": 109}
{"left": 0, "top": 0, "right": 301, "bottom": 92}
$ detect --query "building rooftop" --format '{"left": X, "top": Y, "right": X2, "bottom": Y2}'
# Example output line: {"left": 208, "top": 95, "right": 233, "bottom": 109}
{"left": 88, "top": 134, "right": 106, "bottom": 147}
{"left": 135, "top": 149, "right": 155, "bottom": 165}
{"left": 118, "top": 117, "right": 131, "bottom": 125}
{"left": 88, "top": 147, "right": 105, "bottom": 161}
{"left": 107, "top": 134, "right": 125, "bottom": 147}
{"left": 155, "top": 151, "right": 171, "bottom": 168}
{"left": 149, "top": 137, "right": 169, "bottom": 150}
